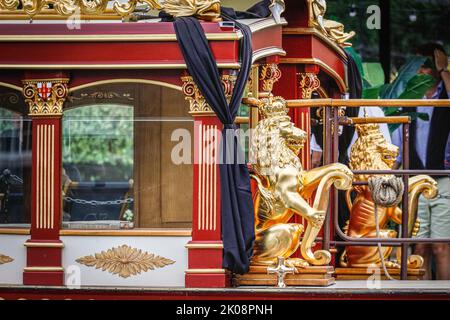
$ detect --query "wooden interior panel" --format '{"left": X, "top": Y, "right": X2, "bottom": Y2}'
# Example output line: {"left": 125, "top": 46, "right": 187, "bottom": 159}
{"left": 160, "top": 87, "right": 193, "bottom": 225}
{"left": 134, "top": 84, "right": 162, "bottom": 228}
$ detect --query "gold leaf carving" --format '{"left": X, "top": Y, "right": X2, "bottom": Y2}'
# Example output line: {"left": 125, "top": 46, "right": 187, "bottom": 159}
{"left": 0, "top": 254, "right": 13, "bottom": 265}
{"left": 182, "top": 75, "right": 236, "bottom": 115}
{"left": 22, "top": 79, "right": 69, "bottom": 116}
{"left": 0, "top": 0, "right": 222, "bottom": 21}
{"left": 76, "top": 245, "right": 175, "bottom": 278}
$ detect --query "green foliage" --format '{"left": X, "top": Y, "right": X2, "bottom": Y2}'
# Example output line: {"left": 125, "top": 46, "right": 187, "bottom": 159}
{"left": 0, "top": 108, "right": 19, "bottom": 135}
{"left": 353, "top": 52, "right": 435, "bottom": 133}
{"left": 327, "top": 0, "right": 450, "bottom": 68}
{"left": 398, "top": 74, "right": 436, "bottom": 100}
{"left": 384, "top": 73, "right": 435, "bottom": 132}
{"left": 362, "top": 85, "right": 383, "bottom": 99}
{"left": 380, "top": 56, "right": 427, "bottom": 99}
{"left": 63, "top": 105, "right": 133, "bottom": 182}
{"left": 363, "top": 63, "right": 385, "bottom": 87}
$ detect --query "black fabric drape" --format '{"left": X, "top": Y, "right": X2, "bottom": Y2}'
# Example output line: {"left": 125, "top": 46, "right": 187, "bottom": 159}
{"left": 339, "top": 51, "right": 362, "bottom": 163}
{"left": 221, "top": 0, "right": 272, "bottom": 19}
{"left": 172, "top": 0, "right": 282, "bottom": 274}
{"left": 173, "top": 16, "right": 254, "bottom": 274}
{"left": 311, "top": 52, "right": 362, "bottom": 164}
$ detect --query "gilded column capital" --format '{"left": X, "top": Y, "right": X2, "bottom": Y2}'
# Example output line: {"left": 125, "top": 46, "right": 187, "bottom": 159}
{"left": 22, "top": 79, "right": 69, "bottom": 117}
{"left": 182, "top": 75, "right": 236, "bottom": 116}
{"left": 260, "top": 63, "right": 281, "bottom": 94}
{"left": 298, "top": 72, "right": 320, "bottom": 99}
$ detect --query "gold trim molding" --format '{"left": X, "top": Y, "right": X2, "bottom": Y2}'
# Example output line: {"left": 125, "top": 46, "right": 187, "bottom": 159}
{"left": 76, "top": 245, "right": 175, "bottom": 278}
{"left": 24, "top": 242, "right": 64, "bottom": 248}
{"left": 0, "top": 254, "right": 13, "bottom": 265}
{"left": 185, "top": 243, "right": 224, "bottom": 249}
{"left": 24, "top": 267, "right": 64, "bottom": 272}
{"left": 22, "top": 78, "right": 69, "bottom": 117}
{"left": 0, "top": 82, "right": 22, "bottom": 92}
{"left": 0, "top": 63, "right": 240, "bottom": 70}
{"left": 0, "top": 33, "right": 239, "bottom": 42}
{"left": 282, "top": 27, "right": 347, "bottom": 59}
{"left": 60, "top": 228, "right": 192, "bottom": 237}
{"left": 185, "top": 268, "right": 225, "bottom": 274}
{"left": 280, "top": 57, "right": 346, "bottom": 92}
{"left": 252, "top": 48, "right": 286, "bottom": 64}
{"left": 0, "top": 228, "right": 30, "bottom": 235}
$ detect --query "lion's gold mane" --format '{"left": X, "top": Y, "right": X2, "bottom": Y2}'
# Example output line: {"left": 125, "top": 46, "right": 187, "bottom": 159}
{"left": 349, "top": 124, "right": 394, "bottom": 172}
{"left": 250, "top": 116, "right": 302, "bottom": 178}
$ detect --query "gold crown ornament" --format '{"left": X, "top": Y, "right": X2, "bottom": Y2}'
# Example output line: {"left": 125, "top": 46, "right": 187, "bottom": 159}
{"left": 258, "top": 95, "right": 289, "bottom": 119}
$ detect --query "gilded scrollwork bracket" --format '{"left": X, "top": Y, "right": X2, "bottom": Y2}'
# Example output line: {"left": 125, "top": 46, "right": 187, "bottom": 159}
{"left": 260, "top": 63, "right": 282, "bottom": 94}
{"left": 22, "top": 79, "right": 69, "bottom": 117}
{"left": 298, "top": 72, "right": 320, "bottom": 100}
{"left": 182, "top": 74, "right": 236, "bottom": 116}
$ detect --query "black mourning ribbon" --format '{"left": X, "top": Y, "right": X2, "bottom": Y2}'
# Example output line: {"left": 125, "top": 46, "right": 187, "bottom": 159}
{"left": 173, "top": 17, "right": 253, "bottom": 274}
{"left": 172, "top": 1, "right": 277, "bottom": 275}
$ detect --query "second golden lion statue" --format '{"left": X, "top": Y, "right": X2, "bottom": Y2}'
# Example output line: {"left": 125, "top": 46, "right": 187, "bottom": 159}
{"left": 341, "top": 122, "right": 438, "bottom": 269}
{"left": 249, "top": 95, "right": 354, "bottom": 269}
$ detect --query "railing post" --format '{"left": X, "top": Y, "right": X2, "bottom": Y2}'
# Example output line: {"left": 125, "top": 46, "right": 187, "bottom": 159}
{"left": 401, "top": 123, "right": 410, "bottom": 280}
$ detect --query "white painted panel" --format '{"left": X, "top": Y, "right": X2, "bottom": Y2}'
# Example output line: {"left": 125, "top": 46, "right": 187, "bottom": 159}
{"left": 61, "top": 236, "right": 190, "bottom": 287}
{"left": 0, "top": 235, "right": 27, "bottom": 285}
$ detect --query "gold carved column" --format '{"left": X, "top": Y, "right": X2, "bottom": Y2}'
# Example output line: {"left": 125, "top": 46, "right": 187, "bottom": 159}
{"left": 22, "top": 77, "right": 69, "bottom": 286}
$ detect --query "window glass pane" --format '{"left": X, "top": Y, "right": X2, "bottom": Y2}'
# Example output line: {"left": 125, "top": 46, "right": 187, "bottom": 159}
{"left": 62, "top": 83, "right": 193, "bottom": 230}
{"left": 0, "top": 107, "right": 32, "bottom": 226}
{"left": 62, "top": 104, "right": 134, "bottom": 229}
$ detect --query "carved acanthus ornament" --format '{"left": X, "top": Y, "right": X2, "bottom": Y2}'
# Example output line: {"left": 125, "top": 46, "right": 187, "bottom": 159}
{"left": 0, "top": 253, "right": 13, "bottom": 265}
{"left": 260, "top": 64, "right": 282, "bottom": 93}
{"left": 75, "top": 245, "right": 175, "bottom": 278}
{"left": 0, "top": 0, "right": 223, "bottom": 20}
{"left": 22, "top": 79, "right": 69, "bottom": 117}
{"left": 308, "top": 0, "right": 355, "bottom": 47}
{"left": 298, "top": 73, "right": 320, "bottom": 99}
{"left": 182, "top": 74, "right": 236, "bottom": 115}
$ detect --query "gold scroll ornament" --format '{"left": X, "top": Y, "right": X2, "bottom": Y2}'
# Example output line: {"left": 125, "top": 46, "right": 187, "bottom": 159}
{"left": 308, "top": 0, "right": 355, "bottom": 47}
{"left": 1, "top": 0, "right": 287, "bottom": 21}
{"left": 0, "top": 0, "right": 220, "bottom": 20}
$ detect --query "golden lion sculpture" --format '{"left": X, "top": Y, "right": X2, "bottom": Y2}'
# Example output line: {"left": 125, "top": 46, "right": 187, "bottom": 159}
{"left": 342, "top": 122, "right": 438, "bottom": 269}
{"left": 249, "top": 95, "right": 354, "bottom": 268}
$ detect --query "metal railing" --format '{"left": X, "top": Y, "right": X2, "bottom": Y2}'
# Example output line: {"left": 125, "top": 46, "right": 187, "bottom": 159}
{"left": 285, "top": 98, "right": 450, "bottom": 280}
